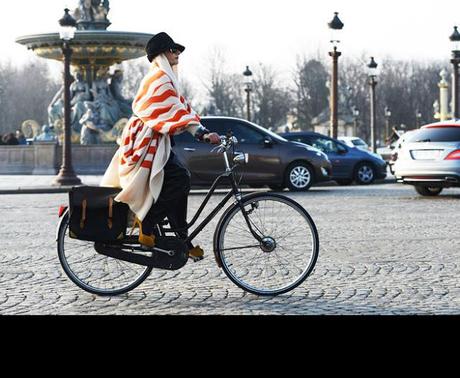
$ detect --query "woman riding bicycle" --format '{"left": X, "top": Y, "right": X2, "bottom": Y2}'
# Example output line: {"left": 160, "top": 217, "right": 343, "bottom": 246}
{"left": 101, "top": 32, "right": 220, "bottom": 260}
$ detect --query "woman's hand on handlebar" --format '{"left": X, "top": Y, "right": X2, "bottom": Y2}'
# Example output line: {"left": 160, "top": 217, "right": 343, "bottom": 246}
{"left": 203, "top": 133, "right": 221, "bottom": 145}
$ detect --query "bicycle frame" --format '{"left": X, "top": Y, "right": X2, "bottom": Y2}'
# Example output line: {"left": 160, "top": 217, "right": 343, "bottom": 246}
{"left": 162, "top": 147, "right": 264, "bottom": 245}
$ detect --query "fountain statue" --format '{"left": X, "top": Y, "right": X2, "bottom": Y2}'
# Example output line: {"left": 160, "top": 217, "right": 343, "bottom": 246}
{"left": 16, "top": 1, "right": 153, "bottom": 144}
{"left": 34, "top": 125, "right": 57, "bottom": 142}
{"left": 75, "top": 0, "right": 111, "bottom": 30}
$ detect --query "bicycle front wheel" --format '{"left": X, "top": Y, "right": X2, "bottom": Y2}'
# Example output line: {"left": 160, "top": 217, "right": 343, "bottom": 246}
{"left": 215, "top": 193, "right": 319, "bottom": 296}
{"left": 57, "top": 210, "right": 153, "bottom": 296}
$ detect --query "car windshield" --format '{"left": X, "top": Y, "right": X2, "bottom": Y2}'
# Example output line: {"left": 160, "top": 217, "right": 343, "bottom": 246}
{"left": 309, "top": 137, "right": 340, "bottom": 153}
{"left": 202, "top": 117, "right": 289, "bottom": 142}
{"left": 248, "top": 122, "right": 288, "bottom": 142}
{"left": 352, "top": 139, "right": 367, "bottom": 146}
{"left": 405, "top": 127, "right": 460, "bottom": 143}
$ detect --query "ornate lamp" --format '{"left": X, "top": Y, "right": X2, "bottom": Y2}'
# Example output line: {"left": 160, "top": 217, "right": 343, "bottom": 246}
{"left": 367, "top": 57, "right": 379, "bottom": 152}
{"left": 243, "top": 66, "right": 253, "bottom": 122}
{"left": 328, "top": 12, "right": 344, "bottom": 139}
{"left": 384, "top": 106, "right": 392, "bottom": 142}
{"left": 450, "top": 26, "right": 460, "bottom": 119}
{"left": 53, "top": 9, "right": 81, "bottom": 186}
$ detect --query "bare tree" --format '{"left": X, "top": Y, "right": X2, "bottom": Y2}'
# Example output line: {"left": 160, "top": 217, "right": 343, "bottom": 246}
{"left": 0, "top": 58, "right": 60, "bottom": 135}
{"left": 373, "top": 59, "right": 447, "bottom": 142}
{"left": 252, "top": 63, "right": 293, "bottom": 129}
{"left": 339, "top": 55, "right": 372, "bottom": 141}
{"left": 339, "top": 56, "right": 447, "bottom": 144}
{"left": 120, "top": 58, "right": 150, "bottom": 99}
{"left": 292, "top": 56, "right": 329, "bottom": 130}
{"left": 202, "top": 47, "right": 244, "bottom": 117}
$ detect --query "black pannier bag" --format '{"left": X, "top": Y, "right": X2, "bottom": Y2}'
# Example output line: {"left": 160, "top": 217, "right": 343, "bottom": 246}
{"left": 69, "top": 186, "right": 130, "bottom": 242}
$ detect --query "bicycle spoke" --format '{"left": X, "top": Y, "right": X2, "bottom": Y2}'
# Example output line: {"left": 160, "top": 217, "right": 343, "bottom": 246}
{"left": 220, "top": 244, "right": 261, "bottom": 252}
{"left": 252, "top": 202, "right": 268, "bottom": 235}
{"left": 227, "top": 242, "right": 265, "bottom": 270}
{"left": 275, "top": 244, "right": 309, "bottom": 273}
{"left": 226, "top": 222, "right": 257, "bottom": 239}
{"left": 274, "top": 226, "right": 311, "bottom": 244}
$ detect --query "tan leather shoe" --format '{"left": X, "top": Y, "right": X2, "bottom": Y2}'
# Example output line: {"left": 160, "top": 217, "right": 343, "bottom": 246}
{"left": 131, "top": 217, "right": 155, "bottom": 248}
{"left": 139, "top": 233, "right": 156, "bottom": 248}
{"left": 189, "top": 246, "right": 204, "bottom": 262}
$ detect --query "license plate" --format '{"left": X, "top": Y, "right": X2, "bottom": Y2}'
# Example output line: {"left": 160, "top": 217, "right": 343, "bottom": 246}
{"left": 411, "top": 150, "right": 441, "bottom": 160}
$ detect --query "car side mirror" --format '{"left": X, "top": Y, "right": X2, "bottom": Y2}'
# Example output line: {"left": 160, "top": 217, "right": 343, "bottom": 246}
{"left": 263, "top": 136, "right": 274, "bottom": 147}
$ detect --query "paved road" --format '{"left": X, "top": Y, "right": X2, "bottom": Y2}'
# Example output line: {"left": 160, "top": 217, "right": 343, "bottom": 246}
{"left": 1, "top": 183, "right": 459, "bottom": 315}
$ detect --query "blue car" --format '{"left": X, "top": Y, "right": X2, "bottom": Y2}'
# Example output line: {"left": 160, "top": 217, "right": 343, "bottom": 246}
{"left": 279, "top": 131, "right": 387, "bottom": 185}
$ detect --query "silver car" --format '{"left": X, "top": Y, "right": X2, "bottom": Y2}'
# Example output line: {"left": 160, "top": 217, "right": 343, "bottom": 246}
{"left": 393, "top": 120, "right": 460, "bottom": 196}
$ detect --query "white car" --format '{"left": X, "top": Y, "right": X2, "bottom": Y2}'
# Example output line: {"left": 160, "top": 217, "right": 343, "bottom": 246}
{"left": 338, "top": 137, "right": 370, "bottom": 151}
{"left": 380, "top": 130, "right": 416, "bottom": 174}
{"left": 339, "top": 136, "right": 383, "bottom": 160}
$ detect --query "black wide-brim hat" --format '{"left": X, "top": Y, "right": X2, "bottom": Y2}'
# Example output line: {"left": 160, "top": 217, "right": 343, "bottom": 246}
{"left": 146, "top": 32, "right": 185, "bottom": 62}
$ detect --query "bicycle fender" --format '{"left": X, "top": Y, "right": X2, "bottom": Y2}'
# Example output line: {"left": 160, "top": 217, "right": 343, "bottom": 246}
{"left": 56, "top": 210, "right": 69, "bottom": 242}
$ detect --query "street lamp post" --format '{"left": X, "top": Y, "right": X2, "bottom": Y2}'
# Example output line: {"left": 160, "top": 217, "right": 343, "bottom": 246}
{"left": 384, "top": 106, "right": 392, "bottom": 143}
{"left": 243, "top": 66, "right": 253, "bottom": 122}
{"left": 53, "top": 9, "right": 81, "bottom": 187}
{"left": 328, "top": 12, "right": 344, "bottom": 139}
{"left": 352, "top": 106, "right": 360, "bottom": 136}
{"left": 450, "top": 26, "right": 460, "bottom": 119}
{"left": 367, "top": 57, "right": 379, "bottom": 153}
{"left": 415, "top": 109, "right": 422, "bottom": 128}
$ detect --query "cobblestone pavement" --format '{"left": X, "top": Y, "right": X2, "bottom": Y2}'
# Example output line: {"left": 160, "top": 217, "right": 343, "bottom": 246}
{"left": 1, "top": 183, "right": 460, "bottom": 315}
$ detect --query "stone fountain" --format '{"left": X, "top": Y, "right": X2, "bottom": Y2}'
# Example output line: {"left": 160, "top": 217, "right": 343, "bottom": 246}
{"left": 16, "top": 0, "right": 153, "bottom": 144}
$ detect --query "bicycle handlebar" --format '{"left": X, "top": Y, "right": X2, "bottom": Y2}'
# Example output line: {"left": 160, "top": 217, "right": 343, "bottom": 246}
{"left": 208, "top": 133, "right": 239, "bottom": 154}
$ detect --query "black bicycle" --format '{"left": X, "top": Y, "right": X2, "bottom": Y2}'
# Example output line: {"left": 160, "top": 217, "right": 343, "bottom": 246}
{"left": 56, "top": 134, "right": 319, "bottom": 296}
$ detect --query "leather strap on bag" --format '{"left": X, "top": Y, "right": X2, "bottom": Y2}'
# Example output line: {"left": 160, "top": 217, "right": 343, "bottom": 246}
{"left": 108, "top": 197, "right": 113, "bottom": 230}
{"left": 80, "top": 199, "right": 87, "bottom": 229}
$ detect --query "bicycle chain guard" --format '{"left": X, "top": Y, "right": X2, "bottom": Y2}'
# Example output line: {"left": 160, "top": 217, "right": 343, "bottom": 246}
{"left": 94, "top": 237, "right": 189, "bottom": 271}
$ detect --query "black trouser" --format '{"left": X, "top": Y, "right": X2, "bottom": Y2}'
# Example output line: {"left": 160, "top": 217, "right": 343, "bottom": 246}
{"left": 142, "top": 152, "right": 191, "bottom": 243}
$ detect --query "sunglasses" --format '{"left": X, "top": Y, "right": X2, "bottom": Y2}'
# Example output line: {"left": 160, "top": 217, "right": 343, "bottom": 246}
{"left": 169, "top": 48, "right": 181, "bottom": 55}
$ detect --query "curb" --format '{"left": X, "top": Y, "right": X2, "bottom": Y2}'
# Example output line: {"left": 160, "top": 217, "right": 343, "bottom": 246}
{"left": 0, "top": 187, "right": 73, "bottom": 195}
{"left": 0, "top": 179, "right": 398, "bottom": 195}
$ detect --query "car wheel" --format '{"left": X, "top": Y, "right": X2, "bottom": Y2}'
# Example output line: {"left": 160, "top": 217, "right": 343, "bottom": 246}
{"left": 285, "top": 162, "right": 314, "bottom": 191}
{"left": 335, "top": 179, "right": 353, "bottom": 186}
{"left": 414, "top": 186, "right": 443, "bottom": 196}
{"left": 354, "top": 163, "right": 375, "bottom": 185}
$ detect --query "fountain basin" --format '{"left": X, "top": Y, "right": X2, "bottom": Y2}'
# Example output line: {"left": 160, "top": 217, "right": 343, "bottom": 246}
{"left": 16, "top": 30, "right": 153, "bottom": 66}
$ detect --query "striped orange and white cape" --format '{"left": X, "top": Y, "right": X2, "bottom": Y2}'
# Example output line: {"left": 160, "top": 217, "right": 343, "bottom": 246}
{"left": 101, "top": 54, "right": 202, "bottom": 221}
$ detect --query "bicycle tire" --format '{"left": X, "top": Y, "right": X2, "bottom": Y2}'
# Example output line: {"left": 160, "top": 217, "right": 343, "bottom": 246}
{"left": 214, "top": 193, "right": 319, "bottom": 296}
{"left": 57, "top": 210, "right": 153, "bottom": 296}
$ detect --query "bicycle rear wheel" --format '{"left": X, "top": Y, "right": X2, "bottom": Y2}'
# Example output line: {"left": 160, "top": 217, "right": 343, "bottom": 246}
{"left": 215, "top": 193, "right": 319, "bottom": 296}
{"left": 57, "top": 210, "right": 153, "bottom": 296}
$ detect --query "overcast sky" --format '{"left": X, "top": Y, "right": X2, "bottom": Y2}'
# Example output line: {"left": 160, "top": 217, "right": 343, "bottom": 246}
{"left": 1, "top": 0, "right": 460, "bottom": 94}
